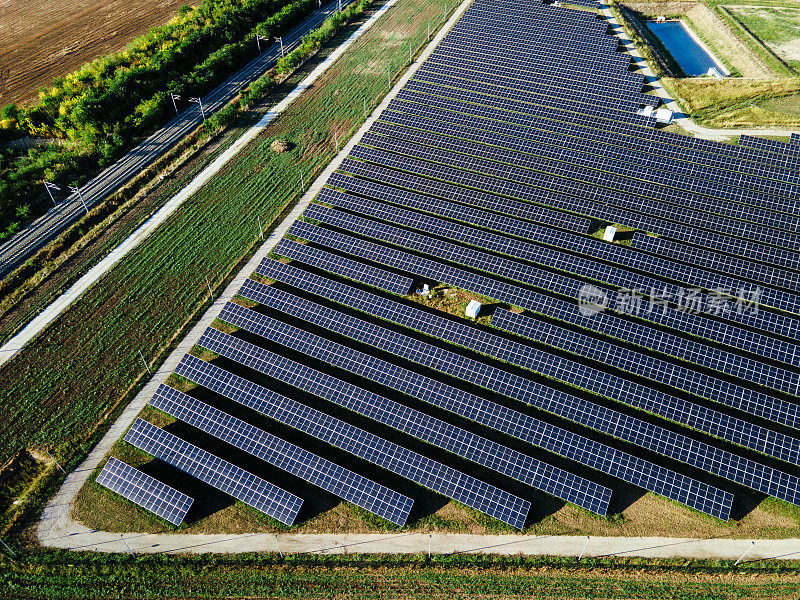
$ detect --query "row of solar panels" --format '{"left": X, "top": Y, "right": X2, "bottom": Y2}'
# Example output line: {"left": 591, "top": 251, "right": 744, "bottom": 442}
{"left": 98, "top": 0, "right": 800, "bottom": 529}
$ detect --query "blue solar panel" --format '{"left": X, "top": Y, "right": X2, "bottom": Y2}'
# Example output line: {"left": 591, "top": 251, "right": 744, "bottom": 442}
{"left": 96, "top": 458, "right": 193, "bottom": 526}
{"left": 251, "top": 258, "right": 734, "bottom": 519}
{"left": 123, "top": 418, "right": 302, "bottom": 525}
{"left": 150, "top": 384, "right": 413, "bottom": 526}
{"left": 217, "top": 300, "right": 612, "bottom": 515}
{"left": 174, "top": 355, "right": 530, "bottom": 528}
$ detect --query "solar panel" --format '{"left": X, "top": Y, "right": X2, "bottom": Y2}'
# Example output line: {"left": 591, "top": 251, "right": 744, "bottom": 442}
{"left": 194, "top": 327, "right": 550, "bottom": 526}
{"left": 274, "top": 241, "right": 411, "bottom": 295}
{"left": 95, "top": 457, "right": 193, "bottom": 526}
{"left": 150, "top": 384, "right": 413, "bottom": 526}
{"left": 315, "top": 184, "right": 800, "bottom": 317}
{"left": 491, "top": 308, "right": 800, "bottom": 455}
{"left": 123, "top": 418, "right": 302, "bottom": 525}
{"left": 250, "top": 259, "right": 734, "bottom": 519}
{"left": 297, "top": 206, "right": 798, "bottom": 368}
{"left": 288, "top": 217, "right": 798, "bottom": 396}
{"left": 217, "top": 300, "right": 612, "bottom": 515}
{"left": 174, "top": 355, "right": 530, "bottom": 528}
{"left": 250, "top": 258, "right": 800, "bottom": 508}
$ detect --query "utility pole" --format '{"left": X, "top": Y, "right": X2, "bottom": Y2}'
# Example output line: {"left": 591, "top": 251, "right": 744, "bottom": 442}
{"left": 363, "top": 97, "right": 367, "bottom": 119}
{"left": 735, "top": 542, "right": 755, "bottom": 566}
{"left": 577, "top": 536, "right": 589, "bottom": 562}
{"left": 334, "top": 130, "right": 338, "bottom": 151}
{"left": 121, "top": 534, "right": 134, "bottom": 558}
{"left": 388, "top": 64, "right": 392, "bottom": 88}
{"left": 275, "top": 534, "right": 284, "bottom": 558}
{"left": 428, "top": 21, "right": 431, "bottom": 40}
{"left": 0, "top": 539, "right": 16, "bottom": 558}
{"left": 256, "top": 35, "right": 269, "bottom": 55}
{"left": 170, "top": 93, "right": 181, "bottom": 116}
{"left": 275, "top": 36, "right": 285, "bottom": 57}
{"left": 189, "top": 97, "right": 206, "bottom": 121}
{"left": 300, "top": 168, "right": 305, "bottom": 192}
{"left": 44, "top": 449, "right": 66, "bottom": 475}
{"left": 138, "top": 349, "right": 151, "bottom": 375}
{"left": 409, "top": 41, "right": 413, "bottom": 63}
{"left": 68, "top": 185, "right": 88, "bottom": 214}
{"left": 43, "top": 181, "right": 60, "bottom": 206}
{"left": 258, "top": 215, "right": 263, "bottom": 239}
{"left": 205, "top": 275, "right": 213, "bottom": 297}
{"left": 338, "top": 0, "right": 342, "bottom": 12}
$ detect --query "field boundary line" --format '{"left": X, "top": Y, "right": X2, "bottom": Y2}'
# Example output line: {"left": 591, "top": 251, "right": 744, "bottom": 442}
{"left": 0, "top": 0, "right": 397, "bottom": 370}
{"left": 37, "top": 0, "right": 472, "bottom": 548}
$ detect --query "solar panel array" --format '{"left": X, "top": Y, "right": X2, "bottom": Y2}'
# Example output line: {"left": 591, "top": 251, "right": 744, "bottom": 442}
{"left": 124, "top": 418, "right": 303, "bottom": 525}
{"left": 150, "top": 384, "right": 414, "bottom": 525}
{"left": 96, "top": 457, "right": 193, "bottom": 526}
{"left": 108, "top": 0, "right": 800, "bottom": 529}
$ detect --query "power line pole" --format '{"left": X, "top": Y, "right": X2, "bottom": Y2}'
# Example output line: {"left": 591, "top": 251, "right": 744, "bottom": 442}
{"left": 138, "top": 349, "right": 151, "bottom": 375}
{"left": 300, "top": 168, "right": 305, "bottom": 192}
{"left": 0, "top": 539, "right": 16, "bottom": 558}
{"left": 68, "top": 185, "right": 88, "bottom": 214}
{"left": 205, "top": 275, "right": 213, "bottom": 297}
{"left": 44, "top": 449, "right": 66, "bottom": 475}
{"left": 121, "top": 534, "right": 134, "bottom": 558}
{"left": 170, "top": 93, "right": 181, "bottom": 116}
{"left": 189, "top": 97, "right": 206, "bottom": 121}
{"left": 43, "top": 181, "right": 60, "bottom": 206}
{"left": 275, "top": 36, "right": 285, "bottom": 57}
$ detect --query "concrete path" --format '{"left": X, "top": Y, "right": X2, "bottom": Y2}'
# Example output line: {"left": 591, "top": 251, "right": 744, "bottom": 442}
{"left": 35, "top": 527, "right": 800, "bottom": 562}
{"left": 37, "top": 0, "right": 473, "bottom": 552}
{"left": 0, "top": 0, "right": 401, "bottom": 370}
{"left": 599, "top": 2, "right": 800, "bottom": 142}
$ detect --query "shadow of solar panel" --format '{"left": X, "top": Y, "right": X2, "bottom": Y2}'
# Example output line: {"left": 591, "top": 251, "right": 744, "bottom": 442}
{"left": 250, "top": 259, "right": 733, "bottom": 520}
{"left": 150, "top": 385, "right": 413, "bottom": 526}
{"left": 96, "top": 458, "right": 193, "bottom": 526}
{"left": 195, "top": 327, "right": 542, "bottom": 527}
{"left": 217, "top": 300, "right": 612, "bottom": 515}
{"left": 272, "top": 232, "right": 800, "bottom": 507}
{"left": 123, "top": 419, "right": 302, "bottom": 525}
{"left": 173, "top": 355, "right": 530, "bottom": 529}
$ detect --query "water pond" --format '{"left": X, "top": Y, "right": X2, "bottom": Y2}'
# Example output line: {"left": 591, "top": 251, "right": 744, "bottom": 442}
{"left": 647, "top": 20, "right": 726, "bottom": 77}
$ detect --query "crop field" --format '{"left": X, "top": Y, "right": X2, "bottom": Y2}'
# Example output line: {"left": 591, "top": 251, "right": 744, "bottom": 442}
{"left": 0, "top": 0, "right": 449, "bottom": 497}
{"left": 3, "top": 553, "right": 800, "bottom": 599}
{"left": 0, "top": 0, "right": 184, "bottom": 106}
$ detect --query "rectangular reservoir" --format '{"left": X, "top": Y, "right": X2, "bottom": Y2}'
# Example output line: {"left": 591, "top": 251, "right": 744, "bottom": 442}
{"left": 647, "top": 20, "right": 728, "bottom": 77}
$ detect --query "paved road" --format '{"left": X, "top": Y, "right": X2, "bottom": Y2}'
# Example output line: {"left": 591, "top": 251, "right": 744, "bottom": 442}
{"left": 0, "top": 0, "right": 355, "bottom": 279}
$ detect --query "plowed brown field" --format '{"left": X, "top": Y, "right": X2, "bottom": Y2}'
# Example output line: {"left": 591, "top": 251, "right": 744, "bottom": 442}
{"left": 0, "top": 0, "right": 183, "bottom": 106}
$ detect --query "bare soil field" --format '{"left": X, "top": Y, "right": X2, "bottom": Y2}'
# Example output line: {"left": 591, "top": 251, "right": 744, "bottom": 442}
{"left": 0, "top": 0, "right": 183, "bottom": 106}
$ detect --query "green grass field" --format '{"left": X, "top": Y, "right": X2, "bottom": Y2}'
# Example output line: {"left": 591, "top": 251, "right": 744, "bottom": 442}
{"left": 0, "top": 0, "right": 449, "bottom": 474}
{"left": 3, "top": 553, "right": 800, "bottom": 599}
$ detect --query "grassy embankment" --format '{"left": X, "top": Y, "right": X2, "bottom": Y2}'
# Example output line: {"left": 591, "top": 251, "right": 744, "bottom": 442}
{"left": 3, "top": 553, "right": 800, "bottom": 599}
{"left": 0, "top": 0, "right": 454, "bottom": 540}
